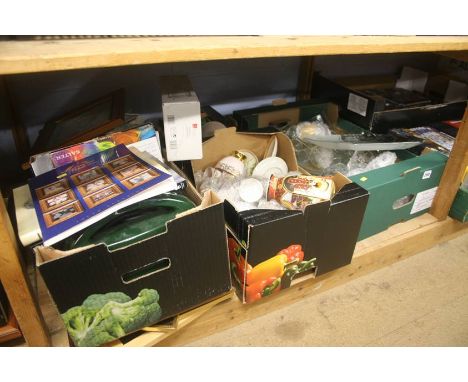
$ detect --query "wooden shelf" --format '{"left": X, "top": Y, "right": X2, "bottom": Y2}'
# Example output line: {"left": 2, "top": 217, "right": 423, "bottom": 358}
{"left": 1, "top": 35, "right": 468, "bottom": 75}
{"left": 38, "top": 213, "right": 468, "bottom": 347}
{"left": 0, "top": 35, "right": 466, "bottom": 346}
{"left": 0, "top": 309, "right": 23, "bottom": 344}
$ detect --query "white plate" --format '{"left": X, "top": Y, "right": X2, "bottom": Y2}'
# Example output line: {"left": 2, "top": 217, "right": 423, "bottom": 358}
{"left": 252, "top": 157, "right": 288, "bottom": 179}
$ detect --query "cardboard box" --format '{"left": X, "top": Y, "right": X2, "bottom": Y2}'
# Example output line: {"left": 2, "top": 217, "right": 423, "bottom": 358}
{"left": 425, "top": 73, "right": 468, "bottom": 104}
{"left": 35, "top": 185, "right": 231, "bottom": 346}
{"left": 189, "top": 128, "right": 369, "bottom": 303}
{"left": 350, "top": 150, "right": 447, "bottom": 240}
{"left": 307, "top": 103, "right": 449, "bottom": 241}
{"left": 231, "top": 100, "right": 448, "bottom": 242}
{"left": 312, "top": 71, "right": 467, "bottom": 133}
{"left": 233, "top": 99, "right": 327, "bottom": 132}
{"left": 160, "top": 76, "right": 202, "bottom": 161}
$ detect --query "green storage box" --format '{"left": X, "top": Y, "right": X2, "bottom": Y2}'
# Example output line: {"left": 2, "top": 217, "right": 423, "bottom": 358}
{"left": 350, "top": 150, "right": 447, "bottom": 240}
{"left": 330, "top": 105, "right": 448, "bottom": 241}
{"left": 449, "top": 188, "right": 468, "bottom": 223}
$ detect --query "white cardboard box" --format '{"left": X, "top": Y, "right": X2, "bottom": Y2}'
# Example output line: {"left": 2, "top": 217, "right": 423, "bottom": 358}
{"left": 161, "top": 76, "right": 202, "bottom": 161}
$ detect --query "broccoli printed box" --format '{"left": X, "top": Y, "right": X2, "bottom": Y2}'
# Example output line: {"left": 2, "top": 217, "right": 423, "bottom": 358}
{"left": 188, "top": 128, "right": 369, "bottom": 304}
{"left": 35, "top": 186, "right": 231, "bottom": 347}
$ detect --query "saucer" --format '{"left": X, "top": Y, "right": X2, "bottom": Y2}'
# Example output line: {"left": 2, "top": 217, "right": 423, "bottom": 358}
{"left": 252, "top": 157, "right": 288, "bottom": 179}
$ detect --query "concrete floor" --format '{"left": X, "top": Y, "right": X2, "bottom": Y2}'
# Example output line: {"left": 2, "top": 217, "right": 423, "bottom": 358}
{"left": 188, "top": 233, "right": 468, "bottom": 346}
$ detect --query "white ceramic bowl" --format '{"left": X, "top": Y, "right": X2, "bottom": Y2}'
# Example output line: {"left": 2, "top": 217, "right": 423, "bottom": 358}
{"left": 238, "top": 178, "right": 264, "bottom": 203}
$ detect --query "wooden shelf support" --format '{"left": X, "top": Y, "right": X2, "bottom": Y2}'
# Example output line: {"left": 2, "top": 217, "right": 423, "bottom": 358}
{"left": 0, "top": 197, "right": 50, "bottom": 346}
{"left": 431, "top": 106, "right": 468, "bottom": 220}
{"left": 296, "top": 56, "right": 315, "bottom": 100}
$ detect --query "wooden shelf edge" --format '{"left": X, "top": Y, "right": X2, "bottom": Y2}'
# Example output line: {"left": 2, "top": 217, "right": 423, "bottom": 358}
{"left": 0, "top": 309, "right": 23, "bottom": 344}
{"left": 1, "top": 36, "right": 468, "bottom": 75}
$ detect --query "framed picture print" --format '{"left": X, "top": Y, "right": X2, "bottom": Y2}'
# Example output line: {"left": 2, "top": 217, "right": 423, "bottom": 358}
{"left": 121, "top": 169, "right": 160, "bottom": 189}
{"left": 39, "top": 189, "right": 77, "bottom": 213}
{"left": 43, "top": 201, "right": 84, "bottom": 228}
{"left": 31, "top": 89, "right": 125, "bottom": 154}
{"left": 71, "top": 167, "right": 105, "bottom": 186}
{"left": 77, "top": 175, "right": 113, "bottom": 197}
{"left": 105, "top": 155, "right": 137, "bottom": 172}
{"left": 112, "top": 162, "right": 147, "bottom": 181}
{"left": 35, "top": 178, "right": 70, "bottom": 199}
{"left": 84, "top": 185, "right": 123, "bottom": 208}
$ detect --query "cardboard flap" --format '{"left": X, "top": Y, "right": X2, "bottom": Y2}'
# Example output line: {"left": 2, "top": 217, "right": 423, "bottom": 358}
{"left": 325, "top": 103, "right": 339, "bottom": 128}
{"left": 192, "top": 127, "right": 298, "bottom": 173}
{"left": 213, "top": 126, "right": 237, "bottom": 139}
{"left": 275, "top": 133, "right": 298, "bottom": 171}
{"left": 332, "top": 172, "right": 351, "bottom": 192}
{"left": 258, "top": 107, "right": 300, "bottom": 128}
{"left": 36, "top": 244, "right": 96, "bottom": 264}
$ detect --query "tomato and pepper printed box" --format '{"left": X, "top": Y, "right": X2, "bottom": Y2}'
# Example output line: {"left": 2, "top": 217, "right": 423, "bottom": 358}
{"left": 189, "top": 128, "right": 369, "bottom": 304}
{"left": 34, "top": 185, "right": 232, "bottom": 346}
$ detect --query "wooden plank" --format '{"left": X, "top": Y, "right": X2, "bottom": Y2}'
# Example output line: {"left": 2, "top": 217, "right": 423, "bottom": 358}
{"left": 296, "top": 56, "right": 315, "bottom": 100}
{"left": 108, "top": 291, "right": 235, "bottom": 347}
{"left": 431, "top": 107, "right": 468, "bottom": 220}
{"left": 36, "top": 272, "right": 69, "bottom": 347}
{"left": 0, "top": 197, "right": 50, "bottom": 346}
{"left": 1, "top": 36, "right": 468, "bottom": 75}
{"left": 157, "top": 214, "right": 468, "bottom": 346}
{"left": 0, "top": 309, "right": 23, "bottom": 344}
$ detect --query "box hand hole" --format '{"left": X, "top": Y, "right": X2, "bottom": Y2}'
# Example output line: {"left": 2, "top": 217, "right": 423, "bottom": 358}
{"left": 400, "top": 166, "right": 421, "bottom": 177}
{"left": 121, "top": 257, "right": 171, "bottom": 284}
{"left": 393, "top": 194, "right": 415, "bottom": 210}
